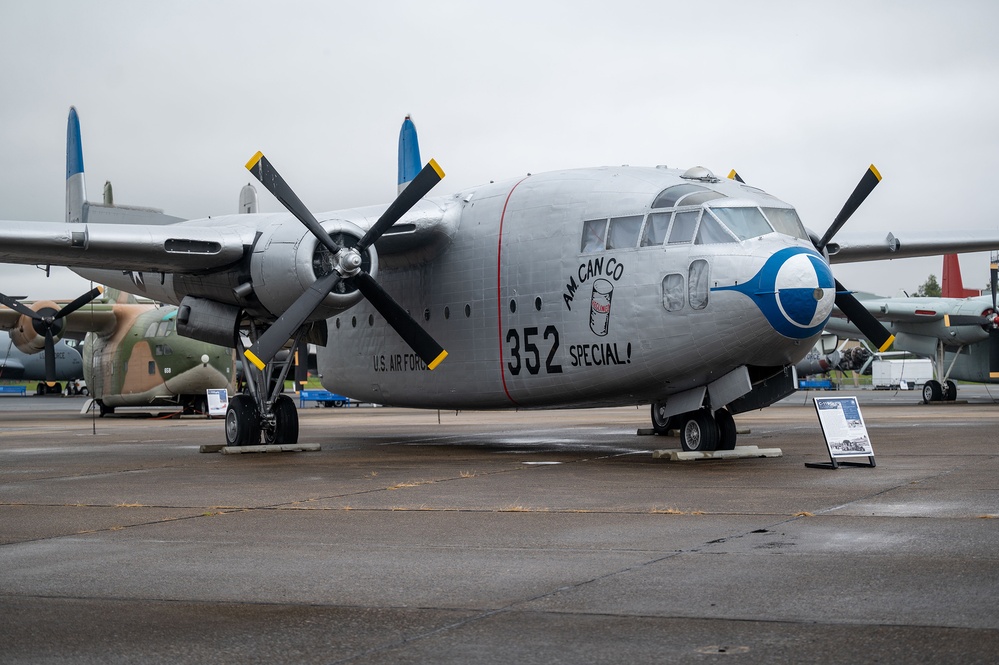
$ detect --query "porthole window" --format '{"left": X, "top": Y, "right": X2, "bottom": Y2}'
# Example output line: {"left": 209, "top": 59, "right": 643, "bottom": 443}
{"left": 335, "top": 318, "right": 340, "bottom": 329}
{"left": 465, "top": 304, "right": 471, "bottom": 318}
{"left": 534, "top": 297, "right": 542, "bottom": 311}
{"left": 688, "top": 259, "right": 709, "bottom": 310}
{"left": 424, "top": 308, "right": 431, "bottom": 321}
{"left": 509, "top": 300, "right": 517, "bottom": 313}
{"left": 368, "top": 314, "right": 374, "bottom": 326}
{"left": 662, "top": 274, "right": 684, "bottom": 312}
{"left": 444, "top": 306, "right": 450, "bottom": 319}
{"left": 351, "top": 316, "right": 357, "bottom": 328}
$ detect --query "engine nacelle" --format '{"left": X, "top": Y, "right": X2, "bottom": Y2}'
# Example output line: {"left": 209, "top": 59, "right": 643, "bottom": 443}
{"left": 248, "top": 218, "right": 375, "bottom": 321}
{"left": 9, "top": 300, "right": 62, "bottom": 354}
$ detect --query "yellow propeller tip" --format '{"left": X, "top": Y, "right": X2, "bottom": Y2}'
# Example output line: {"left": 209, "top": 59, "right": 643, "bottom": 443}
{"left": 243, "top": 349, "right": 266, "bottom": 371}
{"left": 245, "top": 151, "right": 264, "bottom": 171}
{"left": 869, "top": 164, "right": 882, "bottom": 181}
{"left": 428, "top": 349, "right": 448, "bottom": 370}
{"left": 428, "top": 158, "right": 445, "bottom": 179}
{"left": 878, "top": 335, "right": 895, "bottom": 353}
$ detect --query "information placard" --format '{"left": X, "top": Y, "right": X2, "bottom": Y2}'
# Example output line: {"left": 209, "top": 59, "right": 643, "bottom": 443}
{"left": 206, "top": 389, "right": 229, "bottom": 418}
{"left": 808, "top": 396, "right": 876, "bottom": 469}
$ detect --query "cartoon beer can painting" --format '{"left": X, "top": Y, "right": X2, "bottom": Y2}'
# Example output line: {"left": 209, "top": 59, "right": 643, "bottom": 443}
{"left": 589, "top": 278, "right": 613, "bottom": 336}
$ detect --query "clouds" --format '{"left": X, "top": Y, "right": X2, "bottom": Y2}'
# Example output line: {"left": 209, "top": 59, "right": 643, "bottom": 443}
{"left": 1, "top": 0, "right": 998, "bottom": 298}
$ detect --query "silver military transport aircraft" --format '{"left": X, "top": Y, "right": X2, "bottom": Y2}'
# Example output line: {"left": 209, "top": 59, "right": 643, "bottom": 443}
{"left": 2, "top": 107, "right": 998, "bottom": 451}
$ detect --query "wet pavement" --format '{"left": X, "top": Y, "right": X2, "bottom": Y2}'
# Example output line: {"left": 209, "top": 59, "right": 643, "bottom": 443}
{"left": 1, "top": 391, "right": 997, "bottom": 663}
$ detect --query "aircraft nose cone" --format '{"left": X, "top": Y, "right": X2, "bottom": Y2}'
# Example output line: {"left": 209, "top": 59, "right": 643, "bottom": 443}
{"left": 775, "top": 252, "right": 835, "bottom": 329}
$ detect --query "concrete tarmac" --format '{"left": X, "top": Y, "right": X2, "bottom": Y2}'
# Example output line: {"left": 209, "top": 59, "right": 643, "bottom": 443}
{"left": 1, "top": 391, "right": 998, "bottom": 663}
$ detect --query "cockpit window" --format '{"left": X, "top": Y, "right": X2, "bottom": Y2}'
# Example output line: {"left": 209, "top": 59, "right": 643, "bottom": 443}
{"left": 606, "top": 215, "right": 643, "bottom": 249}
{"left": 651, "top": 184, "right": 707, "bottom": 209}
{"left": 708, "top": 206, "right": 774, "bottom": 240}
{"left": 695, "top": 214, "right": 738, "bottom": 244}
{"left": 641, "top": 212, "right": 671, "bottom": 246}
{"left": 581, "top": 219, "right": 607, "bottom": 253}
{"left": 667, "top": 210, "right": 699, "bottom": 244}
{"left": 676, "top": 190, "right": 727, "bottom": 207}
{"left": 762, "top": 207, "right": 808, "bottom": 240}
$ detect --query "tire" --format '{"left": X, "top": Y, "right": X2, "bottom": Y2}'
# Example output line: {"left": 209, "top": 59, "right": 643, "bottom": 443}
{"left": 650, "top": 402, "right": 675, "bottom": 435}
{"left": 98, "top": 400, "right": 114, "bottom": 417}
{"left": 36, "top": 382, "right": 45, "bottom": 396}
{"left": 715, "top": 408, "right": 738, "bottom": 451}
{"left": 922, "top": 380, "right": 942, "bottom": 403}
{"left": 263, "top": 395, "right": 299, "bottom": 445}
{"left": 944, "top": 380, "right": 957, "bottom": 401}
{"left": 225, "top": 394, "right": 260, "bottom": 446}
{"left": 679, "top": 409, "right": 718, "bottom": 452}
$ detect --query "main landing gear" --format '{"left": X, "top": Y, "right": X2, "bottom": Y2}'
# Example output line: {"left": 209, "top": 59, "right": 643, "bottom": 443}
{"left": 651, "top": 403, "right": 737, "bottom": 452}
{"left": 922, "top": 379, "right": 958, "bottom": 404}
{"left": 224, "top": 328, "right": 301, "bottom": 447}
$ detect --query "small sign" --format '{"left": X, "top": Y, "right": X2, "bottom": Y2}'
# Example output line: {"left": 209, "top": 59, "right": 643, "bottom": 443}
{"left": 206, "top": 389, "right": 229, "bottom": 417}
{"left": 808, "top": 396, "right": 876, "bottom": 469}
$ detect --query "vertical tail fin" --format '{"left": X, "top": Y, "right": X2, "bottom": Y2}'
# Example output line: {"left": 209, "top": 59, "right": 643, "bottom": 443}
{"left": 941, "top": 254, "right": 979, "bottom": 298}
{"left": 397, "top": 115, "right": 422, "bottom": 194}
{"left": 66, "top": 107, "right": 87, "bottom": 224}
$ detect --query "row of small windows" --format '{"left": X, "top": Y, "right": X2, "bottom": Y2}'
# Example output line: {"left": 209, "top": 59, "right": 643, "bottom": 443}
{"left": 334, "top": 297, "right": 553, "bottom": 330}
{"left": 582, "top": 205, "right": 806, "bottom": 254}
{"left": 144, "top": 320, "right": 176, "bottom": 338}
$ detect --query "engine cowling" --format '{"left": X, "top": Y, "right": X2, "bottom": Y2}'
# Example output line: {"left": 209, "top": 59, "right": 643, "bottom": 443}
{"left": 248, "top": 218, "right": 376, "bottom": 321}
{"left": 10, "top": 301, "right": 62, "bottom": 354}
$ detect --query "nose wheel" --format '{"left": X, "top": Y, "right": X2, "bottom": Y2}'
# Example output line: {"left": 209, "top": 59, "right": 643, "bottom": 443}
{"left": 650, "top": 404, "right": 738, "bottom": 451}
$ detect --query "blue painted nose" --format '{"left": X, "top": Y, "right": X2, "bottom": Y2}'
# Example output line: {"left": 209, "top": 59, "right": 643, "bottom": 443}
{"left": 713, "top": 247, "right": 835, "bottom": 339}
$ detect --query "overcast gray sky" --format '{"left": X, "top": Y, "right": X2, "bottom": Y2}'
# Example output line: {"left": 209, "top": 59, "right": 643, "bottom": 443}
{"left": 2, "top": 0, "right": 998, "bottom": 299}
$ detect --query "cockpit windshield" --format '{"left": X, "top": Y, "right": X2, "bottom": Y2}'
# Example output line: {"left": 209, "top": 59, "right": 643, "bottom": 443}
{"left": 761, "top": 207, "right": 809, "bottom": 240}
{"left": 707, "top": 207, "right": 774, "bottom": 240}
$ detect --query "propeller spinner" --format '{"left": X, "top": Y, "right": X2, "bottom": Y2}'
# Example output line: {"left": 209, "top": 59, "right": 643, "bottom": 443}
{"left": 243, "top": 152, "right": 448, "bottom": 372}
{"left": 0, "top": 287, "right": 103, "bottom": 381}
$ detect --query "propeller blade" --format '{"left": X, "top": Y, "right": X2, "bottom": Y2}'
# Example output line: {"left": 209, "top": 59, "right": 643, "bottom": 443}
{"left": 834, "top": 280, "right": 895, "bottom": 352}
{"left": 0, "top": 292, "right": 40, "bottom": 319}
{"left": 246, "top": 151, "right": 341, "bottom": 255}
{"left": 727, "top": 169, "right": 745, "bottom": 183}
{"left": 990, "top": 329, "right": 999, "bottom": 378}
{"left": 243, "top": 272, "right": 342, "bottom": 371}
{"left": 44, "top": 331, "right": 56, "bottom": 382}
{"left": 991, "top": 261, "right": 997, "bottom": 310}
{"left": 815, "top": 165, "right": 882, "bottom": 251}
{"left": 54, "top": 286, "right": 103, "bottom": 319}
{"left": 944, "top": 314, "right": 989, "bottom": 327}
{"left": 356, "top": 159, "right": 444, "bottom": 251}
{"left": 353, "top": 272, "right": 447, "bottom": 370}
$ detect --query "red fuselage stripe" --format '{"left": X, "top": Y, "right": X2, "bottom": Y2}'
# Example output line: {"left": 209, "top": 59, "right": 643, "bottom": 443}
{"left": 497, "top": 178, "right": 528, "bottom": 406}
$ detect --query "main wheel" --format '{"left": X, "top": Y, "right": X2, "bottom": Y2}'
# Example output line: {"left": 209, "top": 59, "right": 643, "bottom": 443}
{"left": 651, "top": 402, "right": 676, "bottom": 435}
{"left": 97, "top": 400, "right": 114, "bottom": 417}
{"left": 679, "top": 409, "right": 718, "bottom": 452}
{"left": 944, "top": 380, "right": 957, "bottom": 401}
{"left": 922, "top": 380, "right": 942, "bottom": 403}
{"left": 225, "top": 394, "right": 260, "bottom": 446}
{"left": 263, "top": 395, "right": 299, "bottom": 445}
{"left": 715, "top": 408, "right": 737, "bottom": 451}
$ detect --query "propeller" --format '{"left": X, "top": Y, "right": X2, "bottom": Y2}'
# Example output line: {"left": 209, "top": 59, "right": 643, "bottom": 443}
{"left": 813, "top": 165, "right": 895, "bottom": 352}
{"left": 243, "top": 152, "right": 448, "bottom": 371}
{"left": 942, "top": 259, "right": 999, "bottom": 376}
{"left": 0, "top": 287, "right": 103, "bottom": 381}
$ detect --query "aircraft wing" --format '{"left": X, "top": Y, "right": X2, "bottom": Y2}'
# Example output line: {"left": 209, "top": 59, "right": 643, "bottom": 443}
{"left": 828, "top": 230, "right": 999, "bottom": 263}
{"left": 0, "top": 219, "right": 254, "bottom": 273}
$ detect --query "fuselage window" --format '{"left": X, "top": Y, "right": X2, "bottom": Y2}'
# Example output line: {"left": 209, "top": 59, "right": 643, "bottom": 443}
{"left": 148, "top": 360, "right": 156, "bottom": 375}
{"left": 144, "top": 322, "right": 158, "bottom": 338}
{"left": 662, "top": 273, "right": 685, "bottom": 311}
{"left": 762, "top": 207, "right": 808, "bottom": 240}
{"left": 606, "top": 215, "right": 643, "bottom": 249}
{"left": 641, "top": 212, "right": 671, "bottom": 246}
{"left": 688, "top": 259, "right": 709, "bottom": 310}
{"left": 651, "top": 184, "right": 707, "bottom": 209}
{"left": 709, "top": 206, "right": 774, "bottom": 240}
{"left": 581, "top": 219, "right": 608, "bottom": 253}
{"left": 695, "top": 213, "right": 738, "bottom": 244}
{"left": 668, "top": 210, "right": 699, "bottom": 244}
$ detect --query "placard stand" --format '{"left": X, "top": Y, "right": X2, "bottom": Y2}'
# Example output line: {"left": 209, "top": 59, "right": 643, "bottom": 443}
{"left": 806, "top": 396, "right": 876, "bottom": 469}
